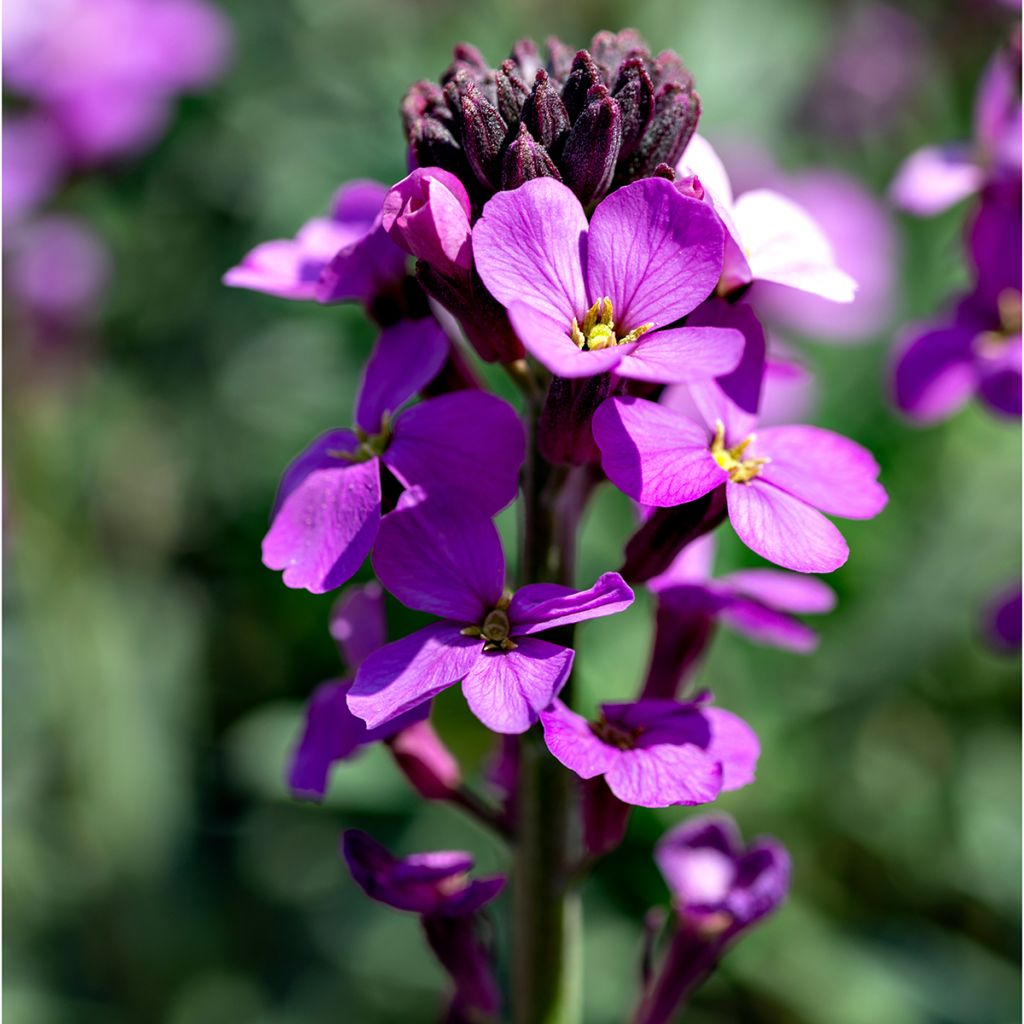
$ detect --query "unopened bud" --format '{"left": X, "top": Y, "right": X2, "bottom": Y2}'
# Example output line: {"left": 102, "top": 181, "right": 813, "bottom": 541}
{"left": 561, "top": 84, "right": 622, "bottom": 205}
{"left": 496, "top": 59, "right": 529, "bottom": 128}
{"left": 522, "top": 68, "right": 571, "bottom": 153}
{"left": 561, "top": 50, "right": 605, "bottom": 121}
{"left": 457, "top": 79, "right": 509, "bottom": 189}
{"left": 388, "top": 720, "right": 461, "bottom": 800}
{"left": 501, "top": 122, "right": 562, "bottom": 189}
{"left": 618, "top": 81, "right": 700, "bottom": 182}
{"left": 612, "top": 58, "right": 655, "bottom": 158}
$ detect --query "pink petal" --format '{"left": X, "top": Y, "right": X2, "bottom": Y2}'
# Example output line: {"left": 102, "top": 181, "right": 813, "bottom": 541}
{"left": 355, "top": 318, "right": 450, "bottom": 433}
{"left": 507, "top": 302, "right": 629, "bottom": 378}
{"left": 702, "top": 708, "right": 760, "bottom": 791}
{"left": 384, "top": 391, "right": 525, "bottom": 513}
{"left": 509, "top": 572, "right": 634, "bottom": 634}
{"left": 615, "top": 326, "right": 745, "bottom": 384}
{"left": 727, "top": 481, "right": 849, "bottom": 574}
{"left": 586, "top": 178, "right": 724, "bottom": 330}
{"left": 371, "top": 498, "right": 505, "bottom": 621}
{"left": 731, "top": 189, "right": 857, "bottom": 301}
{"left": 889, "top": 144, "right": 983, "bottom": 217}
{"left": 347, "top": 623, "right": 482, "bottom": 729}
{"left": 473, "top": 178, "right": 588, "bottom": 325}
{"left": 718, "top": 598, "right": 820, "bottom": 653}
{"left": 678, "top": 133, "right": 735, "bottom": 208}
{"left": 462, "top": 638, "right": 573, "bottom": 734}
{"left": 593, "top": 396, "right": 725, "bottom": 507}
{"left": 605, "top": 744, "right": 722, "bottom": 808}
{"left": 719, "top": 569, "right": 836, "bottom": 614}
{"left": 540, "top": 700, "right": 620, "bottom": 779}
{"left": 755, "top": 425, "right": 888, "bottom": 519}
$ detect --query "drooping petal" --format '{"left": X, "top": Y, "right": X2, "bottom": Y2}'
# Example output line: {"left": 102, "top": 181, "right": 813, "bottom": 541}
{"left": 731, "top": 189, "right": 857, "bottom": 301}
{"left": 892, "top": 322, "right": 977, "bottom": 423}
{"left": 755, "top": 425, "right": 888, "bottom": 519}
{"left": 509, "top": 572, "right": 635, "bottom": 634}
{"left": 384, "top": 391, "right": 525, "bottom": 513}
{"left": 347, "top": 623, "right": 482, "bottom": 729}
{"left": 330, "top": 180, "right": 391, "bottom": 225}
{"left": 593, "top": 396, "right": 724, "bottom": 507}
{"left": 507, "top": 301, "right": 630, "bottom": 378}
{"left": 702, "top": 708, "right": 760, "bottom": 791}
{"left": 371, "top": 498, "right": 505, "bottom": 621}
{"left": 461, "top": 638, "right": 573, "bottom": 734}
{"left": 540, "top": 700, "right": 621, "bottom": 779}
{"left": 330, "top": 582, "right": 388, "bottom": 668}
{"left": 727, "top": 481, "right": 849, "bottom": 574}
{"left": 473, "top": 177, "right": 588, "bottom": 325}
{"left": 605, "top": 744, "right": 722, "bottom": 808}
{"left": 614, "top": 325, "right": 744, "bottom": 384}
{"left": 719, "top": 568, "right": 836, "bottom": 614}
{"left": 889, "top": 144, "right": 984, "bottom": 216}
{"left": 354, "top": 318, "right": 451, "bottom": 433}
{"left": 717, "top": 597, "right": 819, "bottom": 653}
{"left": 262, "top": 436, "right": 381, "bottom": 594}
{"left": 586, "top": 177, "right": 724, "bottom": 329}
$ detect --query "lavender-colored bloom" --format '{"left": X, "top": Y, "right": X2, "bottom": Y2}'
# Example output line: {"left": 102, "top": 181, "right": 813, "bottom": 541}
{"left": 224, "top": 181, "right": 407, "bottom": 305}
{"left": 986, "top": 584, "right": 1022, "bottom": 652}
{"left": 348, "top": 498, "right": 634, "bottom": 733}
{"left": 679, "top": 134, "right": 857, "bottom": 303}
{"left": 655, "top": 814, "right": 790, "bottom": 933}
{"left": 472, "top": 177, "right": 744, "bottom": 382}
{"left": 2, "top": 114, "right": 65, "bottom": 222}
{"left": 594, "top": 302, "right": 888, "bottom": 574}
{"left": 648, "top": 535, "right": 837, "bottom": 654}
{"left": 891, "top": 46, "right": 1021, "bottom": 216}
{"left": 262, "top": 319, "right": 525, "bottom": 593}
{"left": 540, "top": 694, "right": 759, "bottom": 807}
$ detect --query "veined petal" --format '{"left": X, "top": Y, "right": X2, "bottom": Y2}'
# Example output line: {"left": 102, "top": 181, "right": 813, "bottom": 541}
{"left": 593, "top": 396, "right": 724, "bottom": 507}
{"left": 727, "top": 481, "right": 849, "bottom": 574}
{"left": 473, "top": 178, "right": 588, "bottom": 325}
{"left": 615, "top": 326, "right": 744, "bottom": 384}
{"left": 371, "top": 498, "right": 505, "bottom": 621}
{"left": 719, "top": 569, "right": 836, "bottom": 614}
{"left": 462, "top": 638, "right": 573, "bottom": 734}
{"left": 732, "top": 189, "right": 857, "bottom": 301}
{"left": 755, "top": 425, "right": 888, "bottom": 519}
{"left": 507, "top": 301, "right": 629, "bottom": 378}
{"left": 702, "top": 708, "right": 759, "bottom": 791}
{"left": 509, "top": 572, "right": 634, "bottom": 634}
{"left": 587, "top": 178, "right": 724, "bottom": 329}
{"left": 384, "top": 391, "right": 525, "bottom": 513}
{"left": 605, "top": 744, "right": 722, "bottom": 808}
{"left": 355, "top": 318, "right": 450, "bottom": 434}
{"left": 316, "top": 218, "right": 407, "bottom": 305}
{"left": 347, "top": 623, "right": 481, "bottom": 729}
{"left": 540, "top": 700, "right": 620, "bottom": 779}
{"left": 889, "top": 144, "right": 983, "bottom": 217}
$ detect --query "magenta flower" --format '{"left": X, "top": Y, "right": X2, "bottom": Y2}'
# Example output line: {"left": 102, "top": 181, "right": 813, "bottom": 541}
{"left": 594, "top": 302, "right": 888, "bottom": 573}
{"left": 262, "top": 319, "right": 524, "bottom": 593}
{"left": 472, "top": 176, "right": 745, "bottom": 382}
{"left": 223, "top": 180, "right": 407, "bottom": 305}
{"left": 648, "top": 535, "right": 837, "bottom": 654}
{"left": 539, "top": 694, "right": 758, "bottom": 808}
{"left": 348, "top": 498, "right": 634, "bottom": 733}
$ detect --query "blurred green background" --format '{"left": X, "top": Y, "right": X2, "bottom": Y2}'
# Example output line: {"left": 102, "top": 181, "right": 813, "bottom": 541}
{"left": 4, "top": 1, "right": 1020, "bottom": 1021}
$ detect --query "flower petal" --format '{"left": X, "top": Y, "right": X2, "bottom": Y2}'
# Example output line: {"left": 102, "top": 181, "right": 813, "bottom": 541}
{"left": 702, "top": 708, "right": 760, "bottom": 791}
{"left": 615, "top": 326, "right": 744, "bottom": 384}
{"left": 892, "top": 323, "right": 977, "bottom": 423}
{"left": 586, "top": 178, "right": 724, "bottom": 329}
{"left": 718, "top": 598, "right": 819, "bottom": 653}
{"left": 593, "top": 396, "right": 724, "bottom": 507}
{"left": 347, "top": 623, "right": 482, "bottom": 729}
{"left": 507, "top": 301, "right": 629, "bottom": 378}
{"left": 330, "top": 582, "right": 388, "bottom": 668}
{"left": 371, "top": 498, "right": 505, "bottom": 620}
{"left": 384, "top": 391, "right": 525, "bottom": 513}
{"left": 473, "top": 177, "right": 588, "bottom": 325}
{"left": 540, "top": 700, "right": 620, "bottom": 779}
{"left": 462, "top": 637, "right": 573, "bottom": 734}
{"left": 889, "top": 144, "right": 984, "bottom": 217}
{"left": 355, "top": 318, "right": 450, "bottom": 433}
{"left": 605, "top": 744, "right": 722, "bottom": 808}
{"left": 686, "top": 299, "right": 766, "bottom": 416}
{"left": 316, "top": 218, "right": 408, "bottom": 305}
{"left": 718, "top": 569, "right": 836, "bottom": 614}
{"left": 262, "top": 438, "right": 381, "bottom": 594}
{"left": 727, "top": 481, "right": 849, "bottom": 574}
{"left": 678, "top": 133, "right": 735, "bottom": 208}
{"left": 755, "top": 425, "right": 888, "bottom": 519}
{"left": 509, "top": 572, "right": 634, "bottom": 634}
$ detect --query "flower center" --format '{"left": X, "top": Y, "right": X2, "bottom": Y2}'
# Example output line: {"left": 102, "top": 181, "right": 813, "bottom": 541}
{"left": 460, "top": 590, "right": 518, "bottom": 651}
{"left": 974, "top": 288, "right": 1022, "bottom": 357}
{"left": 334, "top": 412, "right": 393, "bottom": 463}
{"left": 710, "top": 419, "right": 769, "bottom": 484}
{"left": 570, "top": 297, "right": 653, "bottom": 352}
{"left": 588, "top": 714, "right": 641, "bottom": 750}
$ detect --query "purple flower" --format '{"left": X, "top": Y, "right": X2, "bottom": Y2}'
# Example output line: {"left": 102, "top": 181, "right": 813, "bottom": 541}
{"left": 593, "top": 301, "right": 888, "bottom": 574}
{"left": 985, "top": 584, "right": 1022, "bottom": 652}
{"left": 472, "top": 177, "right": 745, "bottom": 382}
{"left": 648, "top": 535, "right": 836, "bottom": 654}
{"left": 2, "top": 114, "right": 65, "bottom": 222}
{"left": 655, "top": 815, "right": 790, "bottom": 934}
{"left": 224, "top": 180, "right": 407, "bottom": 305}
{"left": 539, "top": 694, "right": 759, "bottom": 808}
{"left": 679, "top": 134, "right": 857, "bottom": 302}
{"left": 348, "top": 498, "right": 634, "bottom": 733}
{"left": 262, "top": 318, "right": 524, "bottom": 593}
{"left": 890, "top": 46, "right": 1021, "bottom": 216}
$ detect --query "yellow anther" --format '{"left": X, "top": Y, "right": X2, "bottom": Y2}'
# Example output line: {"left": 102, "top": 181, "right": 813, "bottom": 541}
{"left": 710, "top": 419, "right": 769, "bottom": 484}
{"left": 570, "top": 297, "right": 653, "bottom": 351}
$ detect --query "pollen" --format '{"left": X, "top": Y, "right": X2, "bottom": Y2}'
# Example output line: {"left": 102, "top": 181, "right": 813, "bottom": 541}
{"left": 710, "top": 419, "right": 769, "bottom": 484}
{"left": 570, "top": 297, "right": 653, "bottom": 352}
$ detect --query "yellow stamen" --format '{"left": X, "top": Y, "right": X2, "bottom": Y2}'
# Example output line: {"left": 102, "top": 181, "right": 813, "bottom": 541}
{"left": 710, "top": 419, "right": 769, "bottom": 484}
{"left": 570, "top": 297, "right": 653, "bottom": 352}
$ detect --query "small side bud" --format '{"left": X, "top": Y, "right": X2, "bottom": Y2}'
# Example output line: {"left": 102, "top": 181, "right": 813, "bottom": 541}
{"left": 522, "top": 67, "right": 571, "bottom": 153}
{"left": 672, "top": 172, "right": 703, "bottom": 199}
{"left": 388, "top": 720, "right": 461, "bottom": 800}
{"left": 612, "top": 57, "right": 655, "bottom": 158}
{"left": 510, "top": 37, "right": 541, "bottom": 82}
{"left": 560, "top": 83, "right": 622, "bottom": 205}
{"left": 501, "top": 122, "right": 562, "bottom": 189}
{"left": 401, "top": 81, "right": 448, "bottom": 135}
{"left": 409, "top": 116, "right": 472, "bottom": 182}
{"left": 496, "top": 59, "right": 530, "bottom": 128}
{"left": 457, "top": 79, "right": 509, "bottom": 189}
{"left": 616, "top": 81, "right": 700, "bottom": 183}
{"left": 560, "top": 49, "right": 605, "bottom": 120}
{"left": 546, "top": 36, "right": 575, "bottom": 80}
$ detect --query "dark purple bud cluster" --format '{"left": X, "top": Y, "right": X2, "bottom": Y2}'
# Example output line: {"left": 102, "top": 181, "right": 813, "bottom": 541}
{"left": 402, "top": 28, "right": 700, "bottom": 208}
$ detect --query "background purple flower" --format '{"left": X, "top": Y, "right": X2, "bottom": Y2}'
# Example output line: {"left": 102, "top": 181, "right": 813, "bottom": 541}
{"left": 985, "top": 584, "right": 1022, "bottom": 652}
{"left": 348, "top": 497, "right": 634, "bottom": 733}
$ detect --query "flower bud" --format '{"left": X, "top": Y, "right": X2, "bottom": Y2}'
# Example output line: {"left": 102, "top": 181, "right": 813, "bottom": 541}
{"left": 538, "top": 372, "right": 614, "bottom": 465}
{"left": 455, "top": 79, "right": 509, "bottom": 189}
{"left": 510, "top": 37, "right": 542, "bottom": 81}
{"left": 522, "top": 67, "right": 571, "bottom": 153}
{"left": 613, "top": 57, "right": 655, "bottom": 158}
{"left": 501, "top": 122, "right": 562, "bottom": 189}
{"left": 401, "top": 80, "right": 447, "bottom": 134}
{"left": 561, "top": 83, "right": 622, "bottom": 205}
{"left": 496, "top": 58, "right": 530, "bottom": 127}
{"left": 616, "top": 81, "right": 700, "bottom": 183}
{"left": 546, "top": 35, "right": 575, "bottom": 79}
{"left": 388, "top": 720, "right": 461, "bottom": 800}
{"left": 582, "top": 777, "right": 632, "bottom": 857}
{"left": 561, "top": 49, "right": 605, "bottom": 120}
{"left": 409, "top": 115, "right": 472, "bottom": 182}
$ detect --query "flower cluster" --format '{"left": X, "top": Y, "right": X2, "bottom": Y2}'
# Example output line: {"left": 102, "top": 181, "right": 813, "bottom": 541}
{"left": 227, "top": 28, "right": 889, "bottom": 1022}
